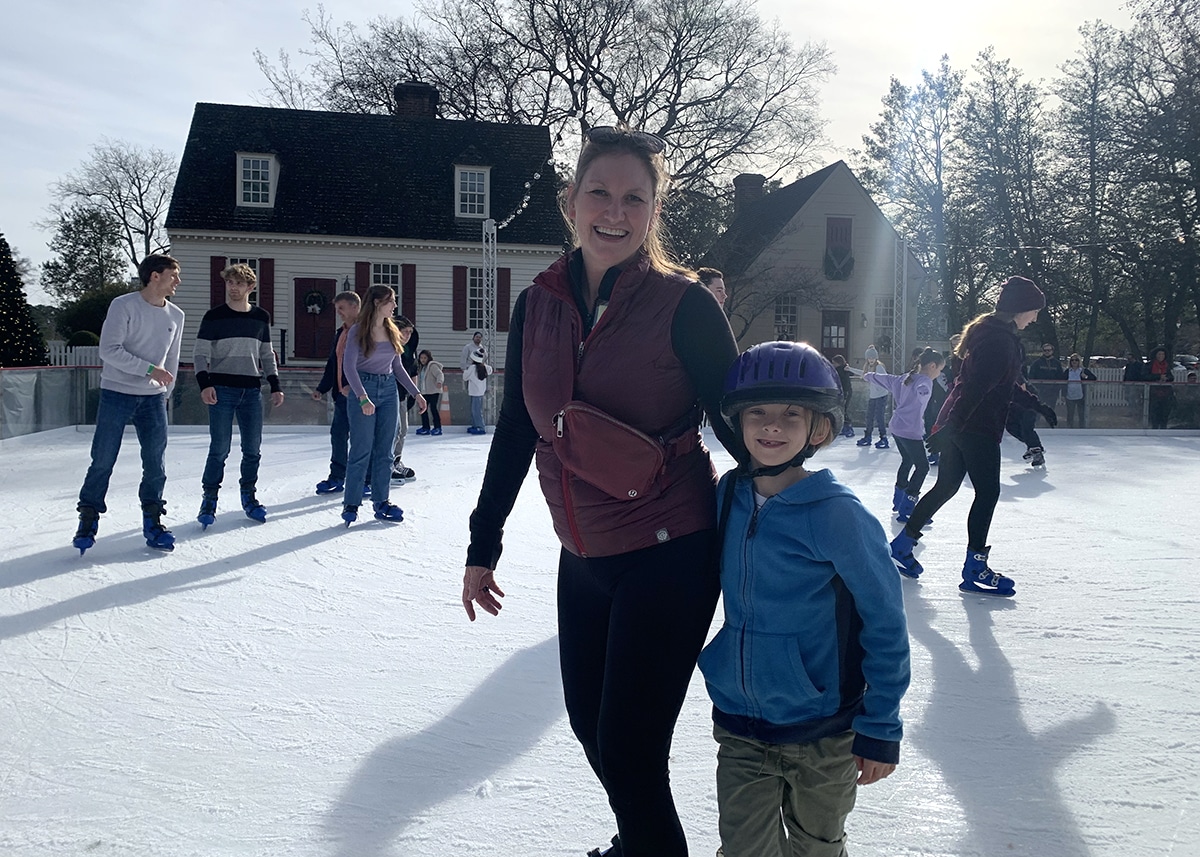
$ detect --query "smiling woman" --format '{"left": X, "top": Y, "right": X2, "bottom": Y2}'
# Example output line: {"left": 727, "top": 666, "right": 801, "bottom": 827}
{"left": 460, "top": 124, "right": 740, "bottom": 857}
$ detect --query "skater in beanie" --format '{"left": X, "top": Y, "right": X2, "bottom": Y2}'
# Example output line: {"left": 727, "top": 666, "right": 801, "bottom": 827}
{"left": 849, "top": 345, "right": 890, "bottom": 448}
{"left": 889, "top": 275, "right": 1053, "bottom": 597}
{"left": 863, "top": 347, "right": 946, "bottom": 522}
{"left": 699, "top": 341, "right": 909, "bottom": 857}
{"left": 73, "top": 254, "right": 184, "bottom": 554}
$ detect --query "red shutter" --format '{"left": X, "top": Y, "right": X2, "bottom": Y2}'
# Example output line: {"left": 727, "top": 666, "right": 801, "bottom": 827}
{"left": 497, "top": 267, "right": 511, "bottom": 332}
{"left": 209, "top": 256, "right": 226, "bottom": 307}
{"left": 258, "top": 257, "right": 275, "bottom": 322}
{"left": 452, "top": 266, "right": 467, "bottom": 331}
{"left": 355, "top": 261, "right": 371, "bottom": 294}
{"left": 401, "top": 263, "right": 417, "bottom": 321}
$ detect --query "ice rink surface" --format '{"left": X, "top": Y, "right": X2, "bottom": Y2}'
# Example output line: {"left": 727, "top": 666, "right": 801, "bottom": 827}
{"left": 2, "top": 425, "right": 1198, "bottom": 856}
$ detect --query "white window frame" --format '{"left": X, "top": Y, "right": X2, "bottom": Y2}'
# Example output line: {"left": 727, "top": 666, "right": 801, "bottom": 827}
{"left": 774, "top": 293, "right": 798, "bottom": 341}
{"left": 874, "top": 295, "right": 895, "bottom": 345}
{"left": 236, "top": 153, "right": 278, "bottom": 208}
{"left": 467, "top": 266, "right": 485, "bottom": 329}
{"left": 372, "top": 263, "right": 400, "bottom": 287}
{"left": 227, "top": 257, "right": 259, "bottom": 306}
{"left": 456, "top": 166, "right": 490, "bottom": 219}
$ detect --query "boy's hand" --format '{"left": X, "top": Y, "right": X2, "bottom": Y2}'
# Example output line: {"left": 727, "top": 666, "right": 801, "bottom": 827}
{"left": 855, "top": 756, "right": 896, "bottom": 785}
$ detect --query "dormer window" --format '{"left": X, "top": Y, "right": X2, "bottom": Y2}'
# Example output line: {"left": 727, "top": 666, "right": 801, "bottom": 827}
{"left": 456, "top": 165, "right": 490, "bottom": 218}
{"left": 237, "top": 153, "right": 278, "bottom": 207}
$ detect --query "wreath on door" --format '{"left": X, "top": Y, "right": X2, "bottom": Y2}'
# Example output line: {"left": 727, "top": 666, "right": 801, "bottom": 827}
{"left": 304, "top": 289, "right": 328, "bottom": 315}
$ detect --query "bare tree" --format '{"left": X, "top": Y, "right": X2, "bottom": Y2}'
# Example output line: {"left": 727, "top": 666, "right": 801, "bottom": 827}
{"left": 50, "top": 139, "right": 176, "bottom": 269}
{"left": 256, "top": 0, "right": 834, "bottom": 252}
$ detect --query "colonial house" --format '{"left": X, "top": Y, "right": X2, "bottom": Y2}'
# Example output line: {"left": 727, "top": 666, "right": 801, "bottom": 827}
{"left": 164, "top": 83, "right": 564, "bottom": 371}
{"left": 702, "top": 161, "right": 927, "bottom": 369}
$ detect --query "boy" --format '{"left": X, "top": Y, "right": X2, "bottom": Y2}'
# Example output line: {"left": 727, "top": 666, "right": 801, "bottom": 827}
{"left": 193, "top": 263, "right": 283, "bottom": 527}
{"left": 698, "top": 341, "right": 910, "bottom": 857}
{"left": 73, "top": 254, "right": 185, "bottom": 554}
{"left": 311, "top": 290, "right": 361, "bottom": 494}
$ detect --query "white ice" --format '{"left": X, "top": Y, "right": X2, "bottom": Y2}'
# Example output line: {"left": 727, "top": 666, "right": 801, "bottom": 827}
{"left": 1, "top": 426, "right": 1198, "bottom": 857}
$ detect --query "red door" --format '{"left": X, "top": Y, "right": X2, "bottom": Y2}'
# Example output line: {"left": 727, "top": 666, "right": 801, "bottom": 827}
{"left": 293, "top": 278, "right": 339, "bottom": 360}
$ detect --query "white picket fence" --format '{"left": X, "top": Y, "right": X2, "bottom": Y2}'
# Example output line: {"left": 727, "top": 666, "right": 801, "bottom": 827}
{"left": 46, "top": 342, "right": 101, "bottom": 367}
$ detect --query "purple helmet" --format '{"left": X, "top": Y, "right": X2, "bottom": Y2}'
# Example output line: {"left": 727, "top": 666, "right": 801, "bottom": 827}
{"left": 721, "top": 341, "right": 844, "bottom": 438}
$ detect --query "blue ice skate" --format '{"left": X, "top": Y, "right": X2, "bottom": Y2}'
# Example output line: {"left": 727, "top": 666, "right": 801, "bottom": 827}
{"left": 241, "top": 490, "right": 267, "bottom": 523}
{"left": 959, "top": 547, "right": 1015, "bottom": 597}
{"left": 373, "top": 501, "right": 404, "bottom": 522}
{"left": 197, "top": 492, "right": 217, "bottom": 530}
{"left": 142, "top": 503, "right": 175, "bottom": 552}
{"left": 73, "top": 507, "right": 99, "bottom": 555}
{"left": 890, "top": 529, "right": 923, "bottom": 578}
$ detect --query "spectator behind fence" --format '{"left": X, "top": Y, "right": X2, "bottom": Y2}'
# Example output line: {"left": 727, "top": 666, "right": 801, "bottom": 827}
{"left": 1063, "top": 353, "right": 1097, "bottom": 428}
{"left": 1148, "top": 347, "right": 1174, "bottom": 429}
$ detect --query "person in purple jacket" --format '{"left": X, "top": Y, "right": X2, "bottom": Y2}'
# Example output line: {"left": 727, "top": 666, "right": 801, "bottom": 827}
{"left": 341, "top": 286, "right": 426, "bottom": 527}
{"left": 866, "top": 348, "right": 945, "bottom": 523}
{"left": 889, "top": 276, "right": 1054, "bottom": 597}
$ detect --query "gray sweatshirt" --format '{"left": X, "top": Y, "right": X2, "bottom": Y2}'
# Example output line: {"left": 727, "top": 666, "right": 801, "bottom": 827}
{"left": 98, "top": 291, "right": 185, "bottom": 396}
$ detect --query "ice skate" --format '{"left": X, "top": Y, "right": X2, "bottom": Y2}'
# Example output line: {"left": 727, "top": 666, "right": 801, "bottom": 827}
{"left": 315, "top": 478, "right": 344, "bottom": 495}
{"left": 892, "top": 485, "right": 906, "bottom": 511}
{"left": 73, "top": 507, "right": 99, "bottom": 555}
{"left": 897, "top": 493, "right": 917, "bottom": 523}
{"left": 241, "top": 490, "right": 267, "bottom": 523}
{"left": 373, "top": 501, "right": 404, "bottom": 522}
{"left": 890, "top": 529, "right": 923, "bottom": 578}
{"left": 586, "top": 834, "right": 621, "bottom": 857}
{"left": 856, "top": 434, "right": 873, "bottom": 447}
{"left": 142, "top": 502, "right": 175, "bottom": 552}
{"left": 197, "top": 492, "right": 218, "bottom": 529}
{"left": 341, "top": 504, "right": 358, "bottom": 527}
{"left": 1029, "top": 447, "right": 1045, "bottom": 467}
{"left": 875, "top": 436, "right": 890, "bottom": 449}
{"left": 958, "top": 546, "right": 1015, "bottom": 597}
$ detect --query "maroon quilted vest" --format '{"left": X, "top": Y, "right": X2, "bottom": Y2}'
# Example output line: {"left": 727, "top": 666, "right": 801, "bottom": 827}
{"left": 522, "top": 254, "right": 717, "bottom": 557}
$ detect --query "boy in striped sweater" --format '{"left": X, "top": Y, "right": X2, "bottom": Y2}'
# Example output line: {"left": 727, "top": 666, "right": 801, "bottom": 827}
{"left": 194, "top": 263, "right": 284, "bottom": 527}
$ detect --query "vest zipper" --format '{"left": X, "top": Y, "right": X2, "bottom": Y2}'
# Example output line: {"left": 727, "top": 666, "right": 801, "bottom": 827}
{"left": 740, "top": 495, "right": 763, "bottom": 711}
{"left": 560, "top": 466, "right": 587, "bottom": 556}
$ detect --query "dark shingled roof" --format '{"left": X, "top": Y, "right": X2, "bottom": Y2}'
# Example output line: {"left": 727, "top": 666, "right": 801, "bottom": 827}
{"left": 702, "top": 161, "right": 842, "bottom": 278}
{"left": 166, "top": 103, "right": 565, "bottom": 247}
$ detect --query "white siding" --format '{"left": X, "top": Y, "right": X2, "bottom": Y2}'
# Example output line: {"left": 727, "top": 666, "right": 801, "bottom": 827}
{"left": 168, "top": 232, "right": 561, "bottom": 370}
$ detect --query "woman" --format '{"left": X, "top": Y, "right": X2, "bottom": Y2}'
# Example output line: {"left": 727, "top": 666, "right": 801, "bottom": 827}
{"left": 341, "top": 286, "right": 426, "bottom": 526}
{"left": 863, "top": 348, "right": 946, "bottom": 521}
{"left": 460, "top": 125, "right": 738, "bottom": 857}
{"left": 1063, "top": 353, "right": 1097, "bottom": 428}
{"left": 1148, "top": 347, "right": 1174, "bottom": 429}
{"left": 465, "top": 346, "right": 492, "bottom": 435}
{"left": 889, "top": 276, "right": 1055, "bottom": 597}
{"left": 415, "top": 349, "right": 444, "bottom": 436}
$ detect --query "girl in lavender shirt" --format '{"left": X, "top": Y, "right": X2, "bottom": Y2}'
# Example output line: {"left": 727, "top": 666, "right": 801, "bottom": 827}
{"left": 341, "top": 286, "right": 426, "bottom": 526}
{"left": 866, "top": 348, "right": 946, "bottom": 524}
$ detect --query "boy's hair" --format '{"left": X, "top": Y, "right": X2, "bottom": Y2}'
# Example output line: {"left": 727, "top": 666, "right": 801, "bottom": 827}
{"left": 220, "top": 263, "right": 257, "bottom": 287}
{"left": 394, "top": 314, "right": 414, "bottom": 331}
{"left": 137, "top": 254, "right": 179, "bottom": 285}
{"left": 333, "top": 291, "right": 361, "bottom": 306}
{"left": 696, "top": 267, "right": 723, "bottom": 286}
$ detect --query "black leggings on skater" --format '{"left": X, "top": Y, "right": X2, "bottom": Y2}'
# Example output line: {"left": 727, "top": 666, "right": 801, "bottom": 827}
{"left": 557, "top": 528, "right": 721, "bottom": 857}
{"left": 904, "top": 429, "right": 1001, "bottom": 550}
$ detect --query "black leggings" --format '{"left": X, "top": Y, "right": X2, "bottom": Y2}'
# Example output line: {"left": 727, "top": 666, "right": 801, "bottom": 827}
{"left": 893, "top": 435, "right": 930, "bottom": 496}
{"left": 905, "top": 430, "right": 1000, "bottom": 551}
{"left": 419, "top": 393, "right": 442, "bottom": 430}
{"left": 557, "top": 528, "right": 721, "bottom": 857}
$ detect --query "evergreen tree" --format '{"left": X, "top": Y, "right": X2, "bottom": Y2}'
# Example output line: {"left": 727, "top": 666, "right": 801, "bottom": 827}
{"left": 0, "top": 232, "right": 48, "bottom": 367}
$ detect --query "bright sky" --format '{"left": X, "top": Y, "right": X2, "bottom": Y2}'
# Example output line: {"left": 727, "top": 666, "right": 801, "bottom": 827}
{"left": 1, "top": 0, "right": 1135, "bottom": 305}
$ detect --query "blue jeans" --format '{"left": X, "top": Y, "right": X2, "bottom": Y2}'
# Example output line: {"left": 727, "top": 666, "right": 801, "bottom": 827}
{"left": 865, "top": 396, "right": 888, "bottom": 437}
{"left": 346, "top": 372, "right": 399, "bottom": 506}
{"left": 78, "top": 388, "right": 169, "bottom": 514}
{"left": 470, "top": 394, "right": 484, "bottom": 429}
{"left": 201, "top": 385, "right": 264, "bottom": 494}
{"left": 328, "top": 395, "right": 349, "bottom": 481}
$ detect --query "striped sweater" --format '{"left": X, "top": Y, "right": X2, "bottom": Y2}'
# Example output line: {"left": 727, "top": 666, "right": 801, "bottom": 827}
{"left": 193, "top": 303, "right": 281, "bottom": 392}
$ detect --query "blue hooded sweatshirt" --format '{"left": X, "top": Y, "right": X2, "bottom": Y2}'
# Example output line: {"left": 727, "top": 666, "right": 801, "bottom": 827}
{"left": 698, "top": 468, "right": 911, "bottom": 764}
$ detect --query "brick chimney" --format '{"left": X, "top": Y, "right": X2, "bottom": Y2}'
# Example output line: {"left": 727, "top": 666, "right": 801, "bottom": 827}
{"left": 733, "top": 173, "right": 767, "bottom": 218}
{"left": 393, "top": 81, "right": 440, "bottom": 118}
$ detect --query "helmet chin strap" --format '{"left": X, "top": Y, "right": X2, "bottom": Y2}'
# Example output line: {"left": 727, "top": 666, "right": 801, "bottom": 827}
{"left": 741, "top": 420, "right": 819, "bottom": 478}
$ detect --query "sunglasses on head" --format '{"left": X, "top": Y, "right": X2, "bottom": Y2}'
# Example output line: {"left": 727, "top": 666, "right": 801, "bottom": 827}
{"left": 586, "top": 125, "right": 667, "bottom": 154}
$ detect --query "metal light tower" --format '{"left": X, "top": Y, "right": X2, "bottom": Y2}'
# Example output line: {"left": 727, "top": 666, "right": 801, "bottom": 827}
{"left": 893, "top": 238, "right": 908, "bottom": 366}
{"left": 482, "top": 218, "right": 498, "bottom": 422}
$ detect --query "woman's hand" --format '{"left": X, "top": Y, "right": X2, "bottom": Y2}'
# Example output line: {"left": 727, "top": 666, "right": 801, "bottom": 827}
{"left": 361, "top": 399, "right": 376, "bottom": 416}
{"left": 416, "top": 393, "right": 428, "bottom": 414}
{"left": 462, "top": 565, "right": 505, "bottom": 620}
